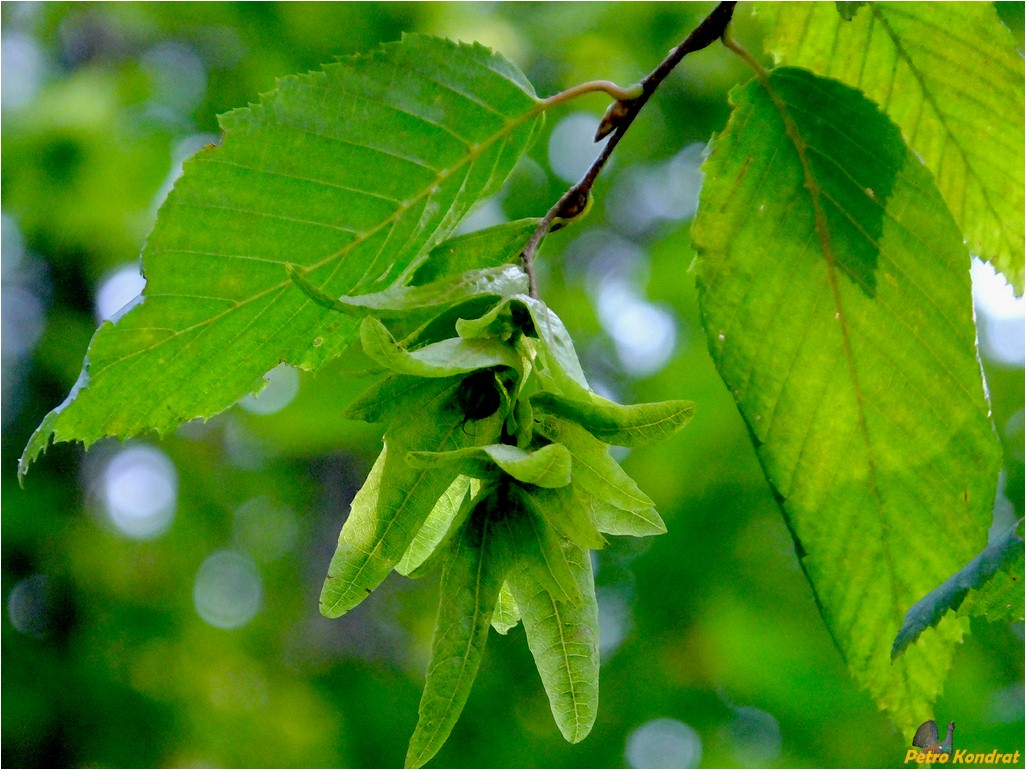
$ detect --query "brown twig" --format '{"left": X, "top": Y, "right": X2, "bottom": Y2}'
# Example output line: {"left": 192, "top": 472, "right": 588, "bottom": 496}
{"left": 520, "top": 0, "right": 737, "bottom": 298}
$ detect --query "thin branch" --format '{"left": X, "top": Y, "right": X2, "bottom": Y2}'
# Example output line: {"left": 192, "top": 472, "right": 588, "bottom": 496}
{"left": 520, "top": 0, "right": 737, "bottom": 298}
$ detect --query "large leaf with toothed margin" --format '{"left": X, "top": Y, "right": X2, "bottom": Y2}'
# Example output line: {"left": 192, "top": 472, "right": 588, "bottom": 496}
{"left": 756, "top": 2, "right": 1025, "bottom": 292}
{"left": 20, "top": 34, "right": 543, "bottom": 477}
{"left": 691, "top": 67, "right": 1001, "bottom": 732}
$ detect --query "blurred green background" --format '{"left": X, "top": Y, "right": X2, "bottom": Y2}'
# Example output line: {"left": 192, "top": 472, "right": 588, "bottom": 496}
{"left": 3, "top": 3, "right": 1023, "bottom": 767}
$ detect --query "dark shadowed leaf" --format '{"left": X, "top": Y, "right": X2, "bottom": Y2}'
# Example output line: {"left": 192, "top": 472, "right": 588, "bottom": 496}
{"left": 892, "top": 526, "right": 1025, "bottom": 659}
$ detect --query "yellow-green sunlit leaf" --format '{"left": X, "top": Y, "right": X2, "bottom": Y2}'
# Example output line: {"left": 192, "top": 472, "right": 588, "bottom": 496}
{"left": 692, "top": 66, "right": 1001, "bottom": 732}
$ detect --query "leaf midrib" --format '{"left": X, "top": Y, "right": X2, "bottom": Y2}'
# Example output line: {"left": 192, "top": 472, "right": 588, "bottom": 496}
{"left": 545, "top": 592, "right": 587, "bottom": 741}
{"left": 753, "top": 69, "right": 911, "bottom": 683}
{"left": 411, "top": 519, "right": 493, "bottom": 767}
{"left": 323, "top": 392, "right": 462, "bottom": 615}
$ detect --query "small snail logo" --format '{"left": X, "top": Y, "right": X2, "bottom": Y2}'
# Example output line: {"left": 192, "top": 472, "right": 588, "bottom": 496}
{"left": 904, "top": 717, "right": 1023, "bottom": 765}
{"left": 913, "top": 719, "right": 955, "bottom": 755}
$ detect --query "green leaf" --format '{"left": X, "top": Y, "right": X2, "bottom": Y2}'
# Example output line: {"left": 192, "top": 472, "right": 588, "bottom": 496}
{"left": 692, "top": 67, "right": 1001, "bottom": 730}
{"left": 320, "top": 379, "right": 491, "bottom": 617}
{"left": 834, "top": 1, "right": 866, "bottom": 21}
{"left": 360, "top": 316, "right": 522, "bottom": 378}
{"left": 534, "top": 412, "right": 657, "bottom": 515}
{"left": 491, "top": 581, "right": 522, "bottom": 635}
{"left": 892, "top": 527, "right": 1025, "bottom": 659}
{"left": 507, "top": 487, "right": 582, "bottom": 607}
{"left": 411, "top": 218, "right": 540, "bottom": 285}
{"left": 517, "top": 296, "right": 591, "bottom": 390}
{"left": 456, "top": 296, "right": 591, "bottom": 389}
{"left": 528, "top": 485, "right": 607, "bottom": 550}
{"left": 344, "top": 374, "right": 445, "bottom": 424}
{"left": 958, "top": 544, "right": 1025, "bottom": 622}
{"left": 21, "top": 34, "right": 544, "bottom": 477}
{"left": 534, "top": 412, "right": 664, "bottom": 539}
{"left": 287, "top": 263, "right": 528, "bottom": 321}
{"left": 532, "top": 390, "right": 695, "bottom": 449}
{"left": 407, "top": 443, "right": 572, "bottom": 489}
{"left": 455, "top": 300, "right": 518, "bottom": 342}
{"left": 757, "top": 2, "right": 1026, "bottom": 292}
{"left": 395, "top": 475, "right": 478, "bottom": 577}
{"left": 510, "top": 541, "right": 599, "bottom": 744}
{"left": 406, "top": 503, "right": 506, "bottom": 769}
{"left": 588, "top": 493, "right": 665, "bottom": 539}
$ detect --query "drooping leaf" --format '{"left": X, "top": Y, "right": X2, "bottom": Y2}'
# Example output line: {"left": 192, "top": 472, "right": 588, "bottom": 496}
{"left": 757, "top": 2, "right": 1026, "bottom": 292}
{"left": 395, "top": 475, "right": 478, "bottom": 577}
{"left": 406, "top": 443, "right": 572, "bottom": 489}
{"left": 406, "top": 504, "right": 506, "bottom": 769}
{"left": 491, "top": 581, "right": 522, "bottom": 635}
{"left": 532, "top": 390, "right": 695, "bottom": 449}
{"left": 510, "top": 542, "right": 599, "bottom": 744}
{"left": 528, "top": 485, "right": 607, "bottom": 550}
{"left": 506, "top": 487, "right": 582, "bottom": 607}
{"left": 691, "top": 67, "right": 1001, "bottom": 731}
{"left": 21, "top": 34, "right": 545, "bottom": 477}
{"left": 360, "top": 316, "right": 522, "bottom": 378}
{"left": 892, "top": 526, "right": 1025, "bottom": 659}
{"left": 533, "top": 412, "right": 657, "bottom": 516}
{"left": 320, "top": 379, "right": 499, "bottom": 617}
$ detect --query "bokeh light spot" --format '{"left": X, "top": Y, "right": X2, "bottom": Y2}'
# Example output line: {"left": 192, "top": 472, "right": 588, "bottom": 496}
{"left": 7, "top": 574, "right": 52, "bottom": 638}
{"left": 102, "top": 444, "right": 177, "bottom": 540}
{"left": 141, "top": 41, "right": 207, "bottom": 114}
{"left": 722, "top": 705, "right": 782, "bottom": 767}
{"left": 626, "top": 718, "right": 703, "bottom": 769}
{"left": 2, "top": 284, "right": 45, "bottom": 360}
{"left": 95, "top": 262, "right": 146, "bottom": 323}
{"left": 548, "top": 111, "right": 606, "bottom": 184}
{"left": 597, "top": 586, "right": 633, "bottom": 659}
{"left": 193, "top": 550, "right": 262, "bottom": 630}
{"left": 987, "top": 683, "right": 1025, "bottom": 724}
{"left": 1, "top": 32, "right": 48, "bottom": 110}
{"left": 971, "top": 258, "right": 1025, "bottom": 366}
{"left": 237, "top": 363, "right": 300, "bottom": 416}
{"left": 597, "top": 280, "right": 677, "bottom": 376}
